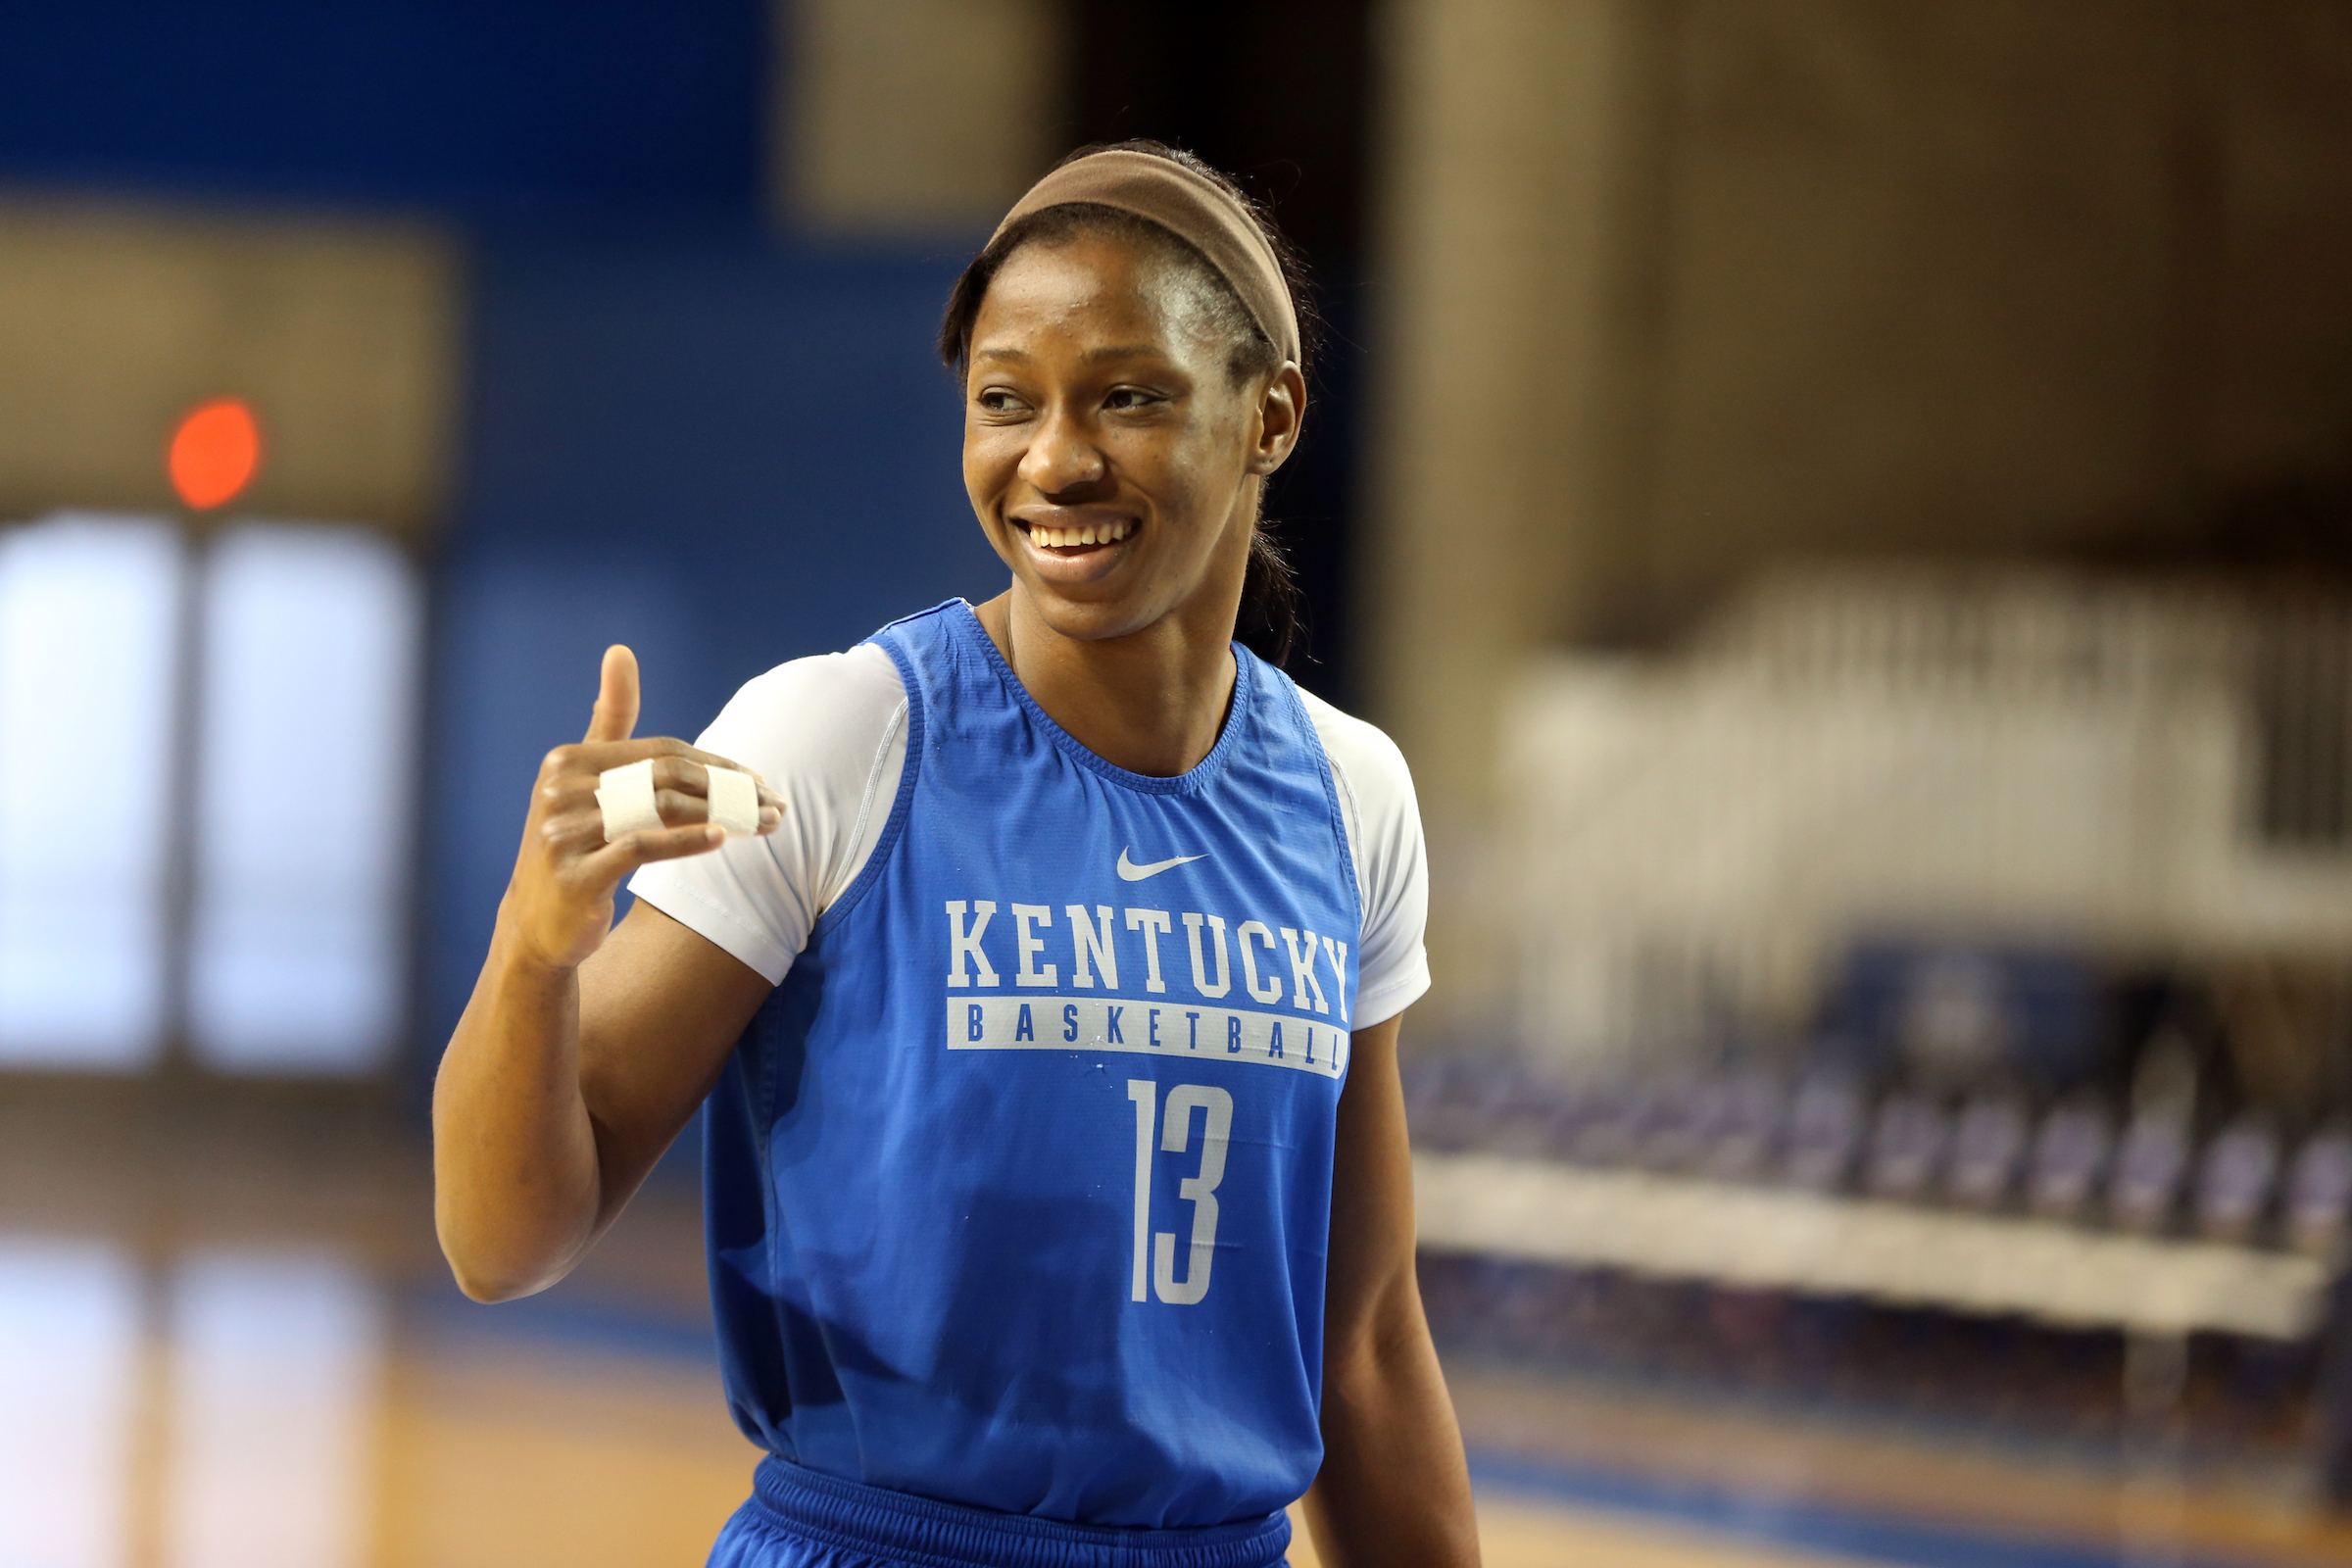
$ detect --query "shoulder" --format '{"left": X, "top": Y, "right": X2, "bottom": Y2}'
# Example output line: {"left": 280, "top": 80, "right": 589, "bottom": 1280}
{"left": 1294, "top": 686, "right": 1419, "bottom": 826}
{"left": 628, "top": 642, "right": 911, "bottom": 985}
{"left": 719, "top": 641, "right": 907, "bottom": 730}
{"left": 695, "top": 642, "right": 913, "bottom": 869}
{"left": 699, "top": 642, "right": 907, "bottom": 774}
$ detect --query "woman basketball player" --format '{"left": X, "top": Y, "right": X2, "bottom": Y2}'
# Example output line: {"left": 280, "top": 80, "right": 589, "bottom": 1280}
{"left": 434, "top": 143, "right": 1481, "bottom": 1568}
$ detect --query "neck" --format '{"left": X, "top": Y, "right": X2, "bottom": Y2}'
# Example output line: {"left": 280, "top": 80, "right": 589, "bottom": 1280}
{"left": 973, "top": 584, "right": 1240, "bottom": 778}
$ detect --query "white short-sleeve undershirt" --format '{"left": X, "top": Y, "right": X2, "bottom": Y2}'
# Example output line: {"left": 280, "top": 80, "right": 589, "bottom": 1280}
{"left": 628, "top": 639, "right": 1432, "bottom": 1028}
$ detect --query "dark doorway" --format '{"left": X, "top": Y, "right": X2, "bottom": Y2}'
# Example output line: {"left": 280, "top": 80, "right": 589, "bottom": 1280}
{"left": 1064, "top": 2, "right": 1376, "bottom": 704}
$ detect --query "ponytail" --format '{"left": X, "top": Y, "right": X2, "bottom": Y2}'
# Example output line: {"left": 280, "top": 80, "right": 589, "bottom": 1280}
{"left": 1240, "top": 523, "right": 1304, "bottom": 668}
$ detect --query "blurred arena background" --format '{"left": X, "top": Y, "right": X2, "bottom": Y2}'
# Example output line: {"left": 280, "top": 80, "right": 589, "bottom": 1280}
{"left": 5, "top": 2, "right": 2352, "bottom": 1565}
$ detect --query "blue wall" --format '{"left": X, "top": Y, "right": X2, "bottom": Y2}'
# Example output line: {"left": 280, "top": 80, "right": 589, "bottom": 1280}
{"left": 0, "top": 0, "right": 765, "bottom": 216}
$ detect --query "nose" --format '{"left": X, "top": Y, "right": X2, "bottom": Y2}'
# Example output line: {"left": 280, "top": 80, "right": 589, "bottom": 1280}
{"left": 1018, "top": 404, "right": 1110, "bottom": 498}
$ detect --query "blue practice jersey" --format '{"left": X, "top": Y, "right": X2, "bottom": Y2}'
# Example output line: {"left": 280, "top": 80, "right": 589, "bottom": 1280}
{"left": 700, "top": 601, "right": 1362, "bottom": 1529}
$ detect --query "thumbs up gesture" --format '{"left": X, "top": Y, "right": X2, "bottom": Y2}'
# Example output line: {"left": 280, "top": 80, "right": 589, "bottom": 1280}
{"left": 502, "top": 646, "right": 783, "bottom": 971}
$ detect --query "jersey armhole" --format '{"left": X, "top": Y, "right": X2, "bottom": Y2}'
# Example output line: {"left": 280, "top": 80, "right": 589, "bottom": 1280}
{"left": 808, "top": 632, "right": 927, "bottom": 940}
{"left": 1321, "top": 747, "right": 1368, "bottom": 913}
{"left": 1273, "top": 670, "right": 1366, "bottom": 1004}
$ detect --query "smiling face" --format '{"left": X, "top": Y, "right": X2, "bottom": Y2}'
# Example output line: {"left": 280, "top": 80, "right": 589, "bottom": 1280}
{"left": 961, "top": 229, "right": 1301, "bottom": 648}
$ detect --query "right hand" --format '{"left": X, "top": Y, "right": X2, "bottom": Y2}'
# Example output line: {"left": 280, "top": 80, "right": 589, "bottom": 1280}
{"left": 500, "top": 645, "right": 783, "bottom": 972}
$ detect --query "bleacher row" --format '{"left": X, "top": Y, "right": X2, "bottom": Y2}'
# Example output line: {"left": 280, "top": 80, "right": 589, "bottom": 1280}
{"left": 1403, "top": 1059, "right": 2352, "bottom": 1259}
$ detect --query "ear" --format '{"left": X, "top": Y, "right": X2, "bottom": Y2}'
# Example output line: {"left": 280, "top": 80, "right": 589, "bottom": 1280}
{"left": 1247, "top": 362, "right": 1307, "bottom": 476}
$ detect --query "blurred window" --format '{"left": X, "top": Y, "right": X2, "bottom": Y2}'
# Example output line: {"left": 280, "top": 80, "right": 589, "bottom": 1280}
{"left": 189, "top": 525, "right": 420, "bottom": 1073}
{"left": 0, "top": 515, "right": 182, "bottom": 1068}
{"left": 0, "top": 514, "right": 419, "bottom": 1076}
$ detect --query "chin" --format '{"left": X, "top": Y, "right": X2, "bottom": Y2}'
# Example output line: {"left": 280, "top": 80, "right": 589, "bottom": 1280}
{"left": 1016, "top": 573, "right": 1179, "bottom": 644}
{"left": 1027, "top": 594, "right": 1156, "bottom": 644}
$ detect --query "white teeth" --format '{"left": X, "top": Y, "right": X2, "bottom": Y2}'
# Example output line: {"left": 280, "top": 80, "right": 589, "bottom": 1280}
{"left": 1025, "top": 520, "right": 1134, "bottom": 549}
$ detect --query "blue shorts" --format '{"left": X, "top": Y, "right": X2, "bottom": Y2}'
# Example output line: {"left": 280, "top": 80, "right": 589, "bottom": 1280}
{"left": 710, "top": 1456, "right": 1293, "bottom": 1568}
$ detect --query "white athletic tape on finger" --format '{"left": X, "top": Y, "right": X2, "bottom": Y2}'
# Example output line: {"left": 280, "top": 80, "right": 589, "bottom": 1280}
{"left": 596, "top": 759, "right": 665, "bottom": 842}
{"left": 707, "top": 766, "right": 760, "bottom": 839}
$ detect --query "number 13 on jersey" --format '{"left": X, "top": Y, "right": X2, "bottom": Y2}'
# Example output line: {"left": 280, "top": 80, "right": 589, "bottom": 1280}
{"left": 1126, "top": 1080, "right": 1231, "bottom": 1304}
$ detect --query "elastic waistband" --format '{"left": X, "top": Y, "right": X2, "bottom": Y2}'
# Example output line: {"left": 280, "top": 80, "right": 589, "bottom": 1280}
{"left": 746, "top": 1456, "right": 1292, "bottom": 1568}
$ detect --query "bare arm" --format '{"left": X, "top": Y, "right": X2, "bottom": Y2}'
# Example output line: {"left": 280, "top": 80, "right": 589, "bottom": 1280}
{"left": 1300, "top": 1012, "right": 1481, "bottom": 1568}
{"left": 431, "top": 646, "right": 778, "bottom": 1302}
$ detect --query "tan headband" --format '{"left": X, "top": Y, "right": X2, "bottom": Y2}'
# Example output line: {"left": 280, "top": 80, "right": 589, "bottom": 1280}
{"left": 989, "top": 150, "right": 1300, "bottom": 368}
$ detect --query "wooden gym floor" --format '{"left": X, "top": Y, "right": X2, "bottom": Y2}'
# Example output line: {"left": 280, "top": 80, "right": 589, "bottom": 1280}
{"left": 3, "top": 1085, "right": 2347, "bottom": 1568}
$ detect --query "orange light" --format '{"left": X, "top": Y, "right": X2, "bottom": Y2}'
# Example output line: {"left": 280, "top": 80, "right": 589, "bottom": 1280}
{"left": 168, "top": 397, "right": 263, "bottom": 511}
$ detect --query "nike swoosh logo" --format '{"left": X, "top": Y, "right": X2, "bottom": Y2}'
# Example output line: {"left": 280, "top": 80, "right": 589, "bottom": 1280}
{"left": 1117, "top": 848, "right": 1206, "bottom": 881}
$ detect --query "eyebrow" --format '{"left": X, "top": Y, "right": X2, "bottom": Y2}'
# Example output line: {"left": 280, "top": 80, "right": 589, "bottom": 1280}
{"left": 969, "top": 343, "right": 1169, "bottom": 366}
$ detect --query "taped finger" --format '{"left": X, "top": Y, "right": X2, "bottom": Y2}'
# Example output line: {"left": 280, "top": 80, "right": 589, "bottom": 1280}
{"left": 595, "top": 758, "right": 665, "bottom": 842}
{"left": 707, "top": 766, "right": 760, "bottom": 838}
